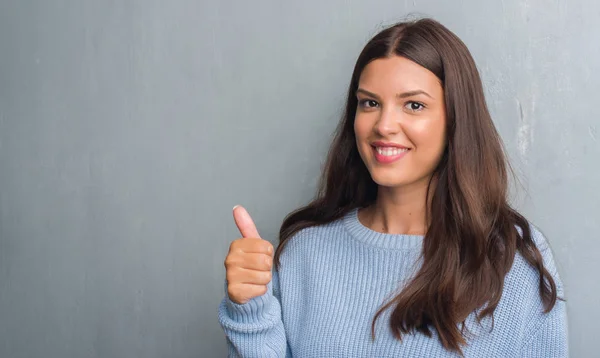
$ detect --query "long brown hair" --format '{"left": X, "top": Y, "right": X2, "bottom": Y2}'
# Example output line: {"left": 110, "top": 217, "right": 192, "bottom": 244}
{"left": 274, "top": 17, "right": 558, "bottom": 354}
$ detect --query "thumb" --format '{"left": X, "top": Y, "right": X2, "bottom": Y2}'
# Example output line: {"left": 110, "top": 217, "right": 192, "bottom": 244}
{"left": 232, "top": 205, "right": 261, "bottom": 239}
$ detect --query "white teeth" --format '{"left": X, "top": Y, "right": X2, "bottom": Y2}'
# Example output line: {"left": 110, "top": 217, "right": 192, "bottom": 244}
{"left": 375, "top": 147, "right": 408, "bottom": 156}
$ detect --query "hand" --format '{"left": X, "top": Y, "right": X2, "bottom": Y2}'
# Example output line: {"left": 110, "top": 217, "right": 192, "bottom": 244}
{"left": 224, "top": 205, "right": 274, "bottom": 305}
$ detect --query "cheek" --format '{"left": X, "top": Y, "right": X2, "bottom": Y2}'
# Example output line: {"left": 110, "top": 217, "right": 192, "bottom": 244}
{"left": 353, "top": 116, "right": 365, "bottom": 135}
{"left": 353, "top": 117, "right": 374, "bottom": 163}
{"left": 353, "top": 116, "right": 370, "bottom": 144}
{"left": 408, "top": 119, "right": 447, "bottom": 155}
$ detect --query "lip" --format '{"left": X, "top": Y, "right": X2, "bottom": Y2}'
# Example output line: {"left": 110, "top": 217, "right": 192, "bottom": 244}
{"left": 371, "top": 145, "right": 410, "bottom": 164}
{"left": 371, "top": 141, "right": 410, "bottom": 149}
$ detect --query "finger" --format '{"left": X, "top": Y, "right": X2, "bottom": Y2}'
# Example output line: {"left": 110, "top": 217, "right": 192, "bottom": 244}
{"left": 228, "top": 283, "right": 268, "bottom": 303}
{"left": 231, "top": 238, "right": 273, "bottom": 255}
{"left": 233, "top": 205, "right": 261, "bottom": 239}
{"left": 226, "top": 266, "right": 272, "bottom": 285}
{"left": 227, "top": 253, "right": 272, "bottom": 271}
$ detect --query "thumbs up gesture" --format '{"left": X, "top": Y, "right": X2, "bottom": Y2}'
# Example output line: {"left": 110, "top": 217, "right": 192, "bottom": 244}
{"left": 225, "top": 205, "right": 275, "bottom": 305}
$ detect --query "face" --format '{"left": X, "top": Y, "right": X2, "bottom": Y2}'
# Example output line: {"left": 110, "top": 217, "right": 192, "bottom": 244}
{"left": 354, "top": 56, "right": 447, "bottom": 189}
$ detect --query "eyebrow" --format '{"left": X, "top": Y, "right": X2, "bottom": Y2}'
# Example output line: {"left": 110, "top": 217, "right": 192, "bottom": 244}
{"left": 356, "top": 88, "right": 433, "bottom": 99}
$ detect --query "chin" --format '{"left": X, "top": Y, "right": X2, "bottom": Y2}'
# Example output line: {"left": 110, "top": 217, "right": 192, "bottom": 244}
{"left": 369, "top": 166, "right": 430, "bottom": 188}
{"left": 370, "top": 173, "right": 410, "bottom": 188}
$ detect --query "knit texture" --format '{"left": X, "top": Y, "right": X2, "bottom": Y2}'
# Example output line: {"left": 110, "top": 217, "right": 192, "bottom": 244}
{"left": 218, "top": 208, "right": 568, "bottom": 357}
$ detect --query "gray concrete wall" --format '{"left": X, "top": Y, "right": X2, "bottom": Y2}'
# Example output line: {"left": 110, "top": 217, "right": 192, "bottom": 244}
{"left": 0, "top": 1, "right": 597, "bottom": 357}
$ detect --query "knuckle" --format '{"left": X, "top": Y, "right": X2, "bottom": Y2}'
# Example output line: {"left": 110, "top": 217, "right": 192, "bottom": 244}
{"left": 263, "top": 242, "right": 274, "bottom": 253}
{"left": 224, "top": 255, "right": 237, "bottom": 269}
{"left": 258, "top": 271, "right": 272, "bottom": 283}
{"left": 264, "top": 256, "right": 273, "bottom": 269}
{"left": 256, "top": 255, "right": 268, "bottom": 268}
{"left": 251, "top": 270, "right": 264, "bottom": 283}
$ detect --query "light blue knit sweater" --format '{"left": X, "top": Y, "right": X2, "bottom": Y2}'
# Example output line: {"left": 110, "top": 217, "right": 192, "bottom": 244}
{"left": 218, "top": 208, "right": 568, "bottom": 357}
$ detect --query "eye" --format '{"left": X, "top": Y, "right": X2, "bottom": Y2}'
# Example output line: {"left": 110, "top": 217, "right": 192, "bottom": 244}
{"left": 358, "top": 99, "right": 379, "bottom": 109}
{"left": 405, "top": 101, "right": 425, "bottom": 112}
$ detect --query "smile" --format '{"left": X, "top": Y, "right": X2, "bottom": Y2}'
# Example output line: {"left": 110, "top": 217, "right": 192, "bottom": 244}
{"left": 372, "top": 146, "right": 410, "bottom": 163}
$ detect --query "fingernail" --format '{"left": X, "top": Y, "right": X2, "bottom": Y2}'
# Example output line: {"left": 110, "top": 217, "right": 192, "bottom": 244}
{"left": 233, "top": 205, "right": 240, "bottom": 211}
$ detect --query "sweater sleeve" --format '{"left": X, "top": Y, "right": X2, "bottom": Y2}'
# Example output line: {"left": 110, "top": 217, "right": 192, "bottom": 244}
{"left": 519, "top": 225, "right": 569, "bottom": 357}
{"left": 217, "top": 269, "right": 288, "bottom": 358}
{"left": 519, "top": 299, "right": 568, "bottom": 357}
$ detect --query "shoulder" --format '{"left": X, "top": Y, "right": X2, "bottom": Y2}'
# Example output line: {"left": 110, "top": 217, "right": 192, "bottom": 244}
{"left": 509, "top": 221, "right": 564, "bottom": 294}
{"left": 472, "top": 221, "right": 567, "bottom": 351}
{"left": 280, "top": 217, "right": 346, "bottom": 256}
{"left": 500, "top": 221, "right": 566, "bottom": 328}
{"left": 508, "top": 222, "right": 569, "bottom": 353}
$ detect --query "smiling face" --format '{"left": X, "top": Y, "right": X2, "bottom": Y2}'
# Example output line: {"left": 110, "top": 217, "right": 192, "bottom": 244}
{"left": 354, "top": 56, "right": 447, "bottom": 189}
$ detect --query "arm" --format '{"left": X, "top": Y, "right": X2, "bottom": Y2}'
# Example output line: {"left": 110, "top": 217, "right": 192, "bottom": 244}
{"left": 519, "top": 299, "right": 568, "bottom": 357}
{"left": 218, "top": 269, "right": 288, "bottom": 358}
{"left": 519, "top": 225, "right": 569, "bottom": 357}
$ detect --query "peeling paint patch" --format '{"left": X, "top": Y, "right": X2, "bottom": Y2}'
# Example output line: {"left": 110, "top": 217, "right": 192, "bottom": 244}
{"left": 516, "top": 99, "right": 531, "bottom": 158}
{"left": 517, "top": 124, "right": 530, "bottom": 157}
{"left": 589, "top": 126, "right": 598, "bottom": 142}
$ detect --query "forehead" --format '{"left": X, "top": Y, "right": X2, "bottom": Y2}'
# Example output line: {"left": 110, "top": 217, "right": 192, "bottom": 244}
{"left": 358, "top": 56, "right": 442, "bottom": 95}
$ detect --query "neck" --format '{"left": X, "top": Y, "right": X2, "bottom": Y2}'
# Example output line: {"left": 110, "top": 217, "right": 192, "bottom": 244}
{"left": 359, "top": 177, "right": 435, "bottom": 236}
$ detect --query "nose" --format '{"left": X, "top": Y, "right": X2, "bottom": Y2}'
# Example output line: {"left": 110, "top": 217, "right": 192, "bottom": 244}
{"left": 373, "top": 106, "right": 402, "bottom": 137}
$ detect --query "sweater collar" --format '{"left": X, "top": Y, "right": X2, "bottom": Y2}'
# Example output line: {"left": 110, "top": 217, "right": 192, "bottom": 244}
{"left": 343, "top": 207, "right": 424, "bottom": 250}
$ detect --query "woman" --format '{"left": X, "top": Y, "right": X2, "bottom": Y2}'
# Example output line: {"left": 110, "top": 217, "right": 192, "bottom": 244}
{"left": 218, "top": 18, "right": 568, "bottom": 357}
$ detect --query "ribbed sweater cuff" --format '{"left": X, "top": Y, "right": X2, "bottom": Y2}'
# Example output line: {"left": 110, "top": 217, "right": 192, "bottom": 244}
{"left": 223, "top": 281, "right": 276, "bottom": 326}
